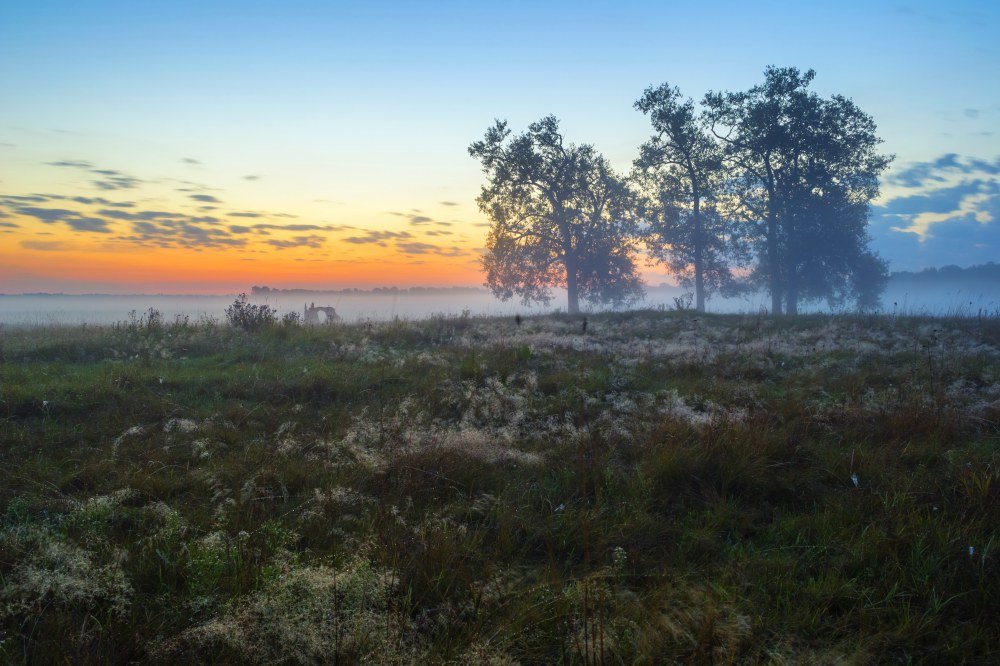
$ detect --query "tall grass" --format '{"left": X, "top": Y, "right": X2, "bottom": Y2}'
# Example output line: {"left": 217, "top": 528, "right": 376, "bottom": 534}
{"left": 0, "top": 310, "right": 997, "bottom": 663}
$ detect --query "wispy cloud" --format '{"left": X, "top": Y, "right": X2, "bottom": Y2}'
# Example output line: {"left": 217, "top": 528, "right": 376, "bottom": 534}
{"left": 46, "top": 159, "right": 143, "bottom": 190}
{"left": 871, "top": 153, "right": 1000, "bottom": 269}
{"left": 265, "top": 234, "right": 325, "bottom": 249}
{"left": 97, "top": 208, "right": 220, "bottom": 224}
{"left": 878, "top": 155, "right": 999, "bottom": 242}
{"left": 71, "top": 196, "right": 133, "bottom": 207}
{"left": 117, "top": 218, "right": 245, "bottom": 249}
{"left": 342, "top": 229, "right": 413, "bottom": 245}
{"left": 887, "top": 153, "right": 1000, "bottom": 189}
{"left": 397, "top": 241, "right": 468, "bottom": 257}
{"left": 21, "top": 239, "right": 72, "bottom": 251}
{"left": 227, "top": 222, "right": 354, "bottom": 234}
{"left": 91, "top": 169, "right": 142, "bottom": 190}
{"left": 66, "top": 216, "right": 112, "bottom": 232}
{"left": 12, "top": 206, "right": 111, "bottom": 232}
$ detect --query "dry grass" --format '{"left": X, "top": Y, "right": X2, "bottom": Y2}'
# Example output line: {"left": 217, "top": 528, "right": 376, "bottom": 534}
{"left": 0, "top": 309, "right": 998, "bottom": 663}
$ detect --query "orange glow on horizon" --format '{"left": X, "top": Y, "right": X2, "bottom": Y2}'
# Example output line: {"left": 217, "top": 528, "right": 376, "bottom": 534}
{"left": 2, "top": 211, "right": 486, "bottom": 294}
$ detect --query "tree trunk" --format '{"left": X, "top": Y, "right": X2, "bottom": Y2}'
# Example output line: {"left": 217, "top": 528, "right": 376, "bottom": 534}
{"left": 786, "top": 245, "right": 799, "bottom": 315}
{"left": 786, "top": 275, "right": 799, "bottom": 315}
{"left": 693, "top": 188, "right": 705, "bottom": 313}
{"left": 565, "top": 256, "right": 580, "bottom": 315}
{"left": 766, "top": 210, "right": 782, "bottom": 315}
{"left": 763, "top": 161, "right": 783, "bottom": 316}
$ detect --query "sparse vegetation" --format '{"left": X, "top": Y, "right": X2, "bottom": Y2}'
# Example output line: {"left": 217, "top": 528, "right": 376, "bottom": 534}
{"left": 225, "top": 293, "right": 278, "bottom": 331}
{"left": 1, "top": 310, "right": 998, "bottom": 663}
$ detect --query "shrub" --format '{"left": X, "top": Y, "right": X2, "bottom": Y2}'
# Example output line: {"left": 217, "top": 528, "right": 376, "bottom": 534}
{"left": 225, "top": 293, "right": 277, "bottom": 331}
{"left": 122, "top": 307, "right": 163, "bottom": 332}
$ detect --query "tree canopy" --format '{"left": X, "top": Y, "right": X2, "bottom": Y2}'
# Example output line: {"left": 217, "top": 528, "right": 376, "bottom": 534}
{"left": 702, "top": 66, "right": 893, "bottom": 313}
{"left": 471, "top": 67, "right": 893, "bottom": 315}
{"left": 634, "top": 83, "right": 746, "bottom": 312}
{"left": 469, "top": 116, "right": 642, "bottom": 314}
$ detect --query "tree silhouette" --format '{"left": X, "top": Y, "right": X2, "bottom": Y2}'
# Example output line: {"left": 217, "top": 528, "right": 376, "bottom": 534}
{"left": 779, "top": 163, "right": 889, "bottom": 311}
{"left": 470, "top": 116, "right": 642, "bottom": 314}
{"left": 703, "top": 66, "right": 892, "bottom": 313}
{"left": 634, "top": 84, "right": 745, "bottom": 312}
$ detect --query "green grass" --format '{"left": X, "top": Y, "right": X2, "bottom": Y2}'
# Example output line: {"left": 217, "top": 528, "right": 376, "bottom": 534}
{"left": 0, "top": 310, "right": 998, "bottom": 663}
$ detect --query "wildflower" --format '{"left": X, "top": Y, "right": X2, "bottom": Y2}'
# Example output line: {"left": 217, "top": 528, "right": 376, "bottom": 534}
{"left": 612, "top": 546, "right": 627, "bottom": 570}
{"left": 554, "top": 503, "right": 565, "bottom": 513}
{"left": 42, "top": 400, "right": 49, "bottom": 408}
{"left": 164, "top": 418, "right": 198, "bottom": 433}
{"left": 969, "top": 546, "right": 975, "bottom": 559}
{"left": 851, "top": 473, "right": 859, "bottom": 488}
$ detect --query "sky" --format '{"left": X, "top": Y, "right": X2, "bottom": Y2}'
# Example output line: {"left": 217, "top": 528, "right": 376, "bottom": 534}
{"left": 0, "top": 0, "right": 998, "bottom": 294}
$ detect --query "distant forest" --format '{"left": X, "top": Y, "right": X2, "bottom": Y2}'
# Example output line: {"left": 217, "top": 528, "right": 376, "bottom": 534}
{"left": 889, "top": 262, "right": 1000, "bottom": 283}
{"left": 249, "top": 264, "right": 998, "bottom": 298}
{"left": 250, "top": 286, "right": 486, "bottom": 296}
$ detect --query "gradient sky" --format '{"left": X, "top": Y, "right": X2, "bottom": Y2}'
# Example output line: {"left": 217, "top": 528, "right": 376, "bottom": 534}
{"left": 1, "top": 0, "right": 998, "bottom": 294}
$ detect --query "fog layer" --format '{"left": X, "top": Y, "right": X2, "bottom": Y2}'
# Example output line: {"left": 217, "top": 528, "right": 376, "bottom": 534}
{"left": 1, "top": 279, "right": 996, "bottom": 326}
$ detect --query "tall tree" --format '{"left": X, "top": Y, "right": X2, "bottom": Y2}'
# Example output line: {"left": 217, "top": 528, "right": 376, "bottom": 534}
{"left": 634, "top": 84, "right": 742, "bottom": 312}
{"left": 781, "top": 173, "right": 888, "bottom": 311}
{"left": 469, "top": 116, "right": 642, "bottom": 314}
{"left": 703, "top": 66, "right": 892, "bottom": 314}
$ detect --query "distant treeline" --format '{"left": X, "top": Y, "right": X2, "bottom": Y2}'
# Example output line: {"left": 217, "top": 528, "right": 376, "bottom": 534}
{"left": 889, "top": 262, "right": 1000, "bottom": 283}
{"left": 250, "top": 285, "right": 487, "bottom": 296}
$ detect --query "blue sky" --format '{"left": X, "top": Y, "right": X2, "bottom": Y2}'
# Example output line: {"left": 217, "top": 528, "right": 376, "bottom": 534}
{"left": 0, "top": 0, "right": 998, "bottom": 291}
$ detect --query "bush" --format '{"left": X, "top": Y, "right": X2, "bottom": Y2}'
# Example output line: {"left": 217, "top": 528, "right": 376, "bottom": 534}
{"left": 122, "top": 307, "right": 163, "bottom": 332}
{"left": 225, "top": 293, "right": 277, "bottom": 331}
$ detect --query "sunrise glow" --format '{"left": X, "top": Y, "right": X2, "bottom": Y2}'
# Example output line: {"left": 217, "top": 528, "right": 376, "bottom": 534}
{"left": 1, "top": 1, "right": 998, "bottom": 294}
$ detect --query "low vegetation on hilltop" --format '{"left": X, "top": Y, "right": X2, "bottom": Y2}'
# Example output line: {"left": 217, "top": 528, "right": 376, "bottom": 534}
{"left": 1, "top": 310, "right": 998, "bottom": 663}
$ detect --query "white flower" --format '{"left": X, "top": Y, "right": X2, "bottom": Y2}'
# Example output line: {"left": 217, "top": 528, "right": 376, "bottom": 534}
{"left": 851, "top": 473, "right": 859, "bottom": 488}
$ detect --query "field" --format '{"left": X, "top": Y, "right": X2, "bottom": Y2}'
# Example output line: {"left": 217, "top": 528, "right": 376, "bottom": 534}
{"left": 1, "top": 310, "right": 998, "bottom": 663}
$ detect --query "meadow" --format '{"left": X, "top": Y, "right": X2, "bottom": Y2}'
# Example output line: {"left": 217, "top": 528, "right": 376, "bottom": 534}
{"left": 0, "top": 308, "right": 998, "bottom": 663}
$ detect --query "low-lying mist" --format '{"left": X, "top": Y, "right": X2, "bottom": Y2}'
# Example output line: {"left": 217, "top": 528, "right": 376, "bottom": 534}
{"left": 1, "top": 278, "right": 996, "bottom": 326}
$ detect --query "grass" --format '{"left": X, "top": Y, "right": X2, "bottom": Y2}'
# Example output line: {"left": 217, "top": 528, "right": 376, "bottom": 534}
{"left": 0, "top": 310, "right": 998, "bottom": 663}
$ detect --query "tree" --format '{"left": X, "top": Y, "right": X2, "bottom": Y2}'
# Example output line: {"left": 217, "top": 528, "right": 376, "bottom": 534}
{"left": 779, "top": 166, "right": 888, "bottom": 311}
{"left": 703, "top": 66, "right": 892, "bottom": 314}
{"left": 634, "top": 84, "right": 744, "bottom": 312}
{"left": 469, "top": 116, "right": 643, "bottom": 314}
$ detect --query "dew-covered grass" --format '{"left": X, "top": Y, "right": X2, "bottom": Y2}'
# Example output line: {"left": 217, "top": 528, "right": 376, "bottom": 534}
{"left": 1, "top": 310, "right": 998, "bottom": 663}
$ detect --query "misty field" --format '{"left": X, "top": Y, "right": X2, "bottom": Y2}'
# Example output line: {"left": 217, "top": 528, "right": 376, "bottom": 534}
{"left": 1, "top": 311, "right": 998, "bottom": 663}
